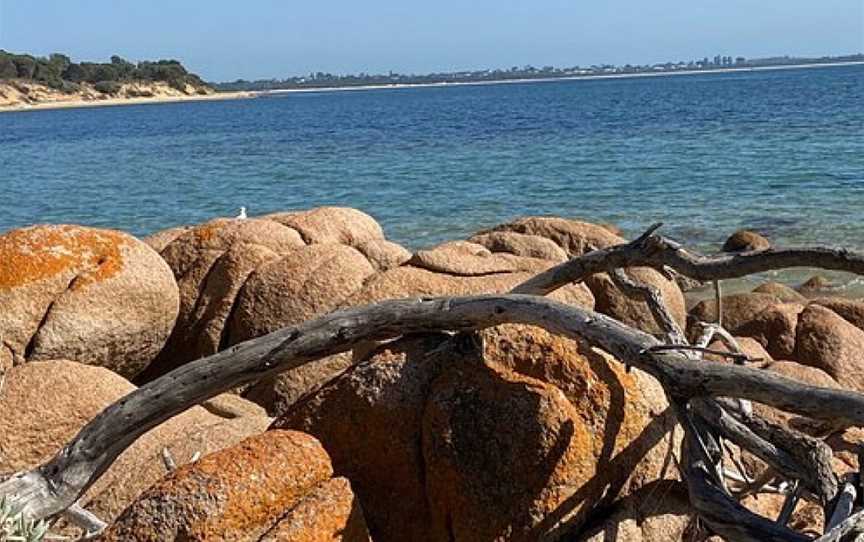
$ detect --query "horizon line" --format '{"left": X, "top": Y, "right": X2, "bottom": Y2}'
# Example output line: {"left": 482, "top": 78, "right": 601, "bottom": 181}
{"left": 213, "top": 50, "right": 863, "bottom": 83}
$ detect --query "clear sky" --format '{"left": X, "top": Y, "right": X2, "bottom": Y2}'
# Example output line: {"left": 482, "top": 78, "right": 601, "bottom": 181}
{"left": 1, "top": 0, "right": 862, "bottom": 81}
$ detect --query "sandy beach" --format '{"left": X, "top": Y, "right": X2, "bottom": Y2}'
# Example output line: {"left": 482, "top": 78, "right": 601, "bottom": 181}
{"left": 0, "top": 89, "right": 256, "bottom": 113}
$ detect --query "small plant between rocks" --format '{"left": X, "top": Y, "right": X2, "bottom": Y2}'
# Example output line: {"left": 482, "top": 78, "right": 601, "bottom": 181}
{"left": 0, "top": 497, "right": 61, "bottom": 542}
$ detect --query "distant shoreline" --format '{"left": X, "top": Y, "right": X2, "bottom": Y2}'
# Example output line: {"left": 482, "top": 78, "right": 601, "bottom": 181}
{"left": 0, "top": 90, "right": 255, "bottom": 114}
{"left": 258, "top": 60, "right": 864, "bottom": 95}
{"left": 1, "top": 60, "right": 860, "bottom": 114}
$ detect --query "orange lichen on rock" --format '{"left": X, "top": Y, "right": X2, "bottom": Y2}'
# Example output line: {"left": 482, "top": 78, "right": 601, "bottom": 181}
{"left": 259, "top": 477, "right": 371, "bottom": 542}
{"left": 0, "top": 224, "right": 179, "bottom": 377}
{"left": 191, "top": 219, "right": 223, "bottom": 243}
{"left": 99, "top": 430, "right": 336, "bottom": 541}
{"left": 274, "top": 328, "right": 677, "bottom": 541}
{"left": 482, "top": 324, "right": 676, "bottom": 498}
{"left": 0, "top": 225, "right": 131, "bottom": 291}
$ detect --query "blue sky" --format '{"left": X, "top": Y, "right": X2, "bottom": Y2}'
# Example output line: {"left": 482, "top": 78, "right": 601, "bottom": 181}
{"left": 1, "top": 1, "right": 862, "bottom": 81}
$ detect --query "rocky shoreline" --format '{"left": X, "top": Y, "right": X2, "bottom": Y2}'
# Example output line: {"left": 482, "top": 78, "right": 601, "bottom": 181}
{"left": 1, "top": 207, "right": 862, "bottom": 540}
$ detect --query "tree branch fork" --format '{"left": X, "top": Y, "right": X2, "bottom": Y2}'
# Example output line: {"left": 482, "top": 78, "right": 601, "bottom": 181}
{"left": 4, "top": 225, "right": 864, "bottom": 540}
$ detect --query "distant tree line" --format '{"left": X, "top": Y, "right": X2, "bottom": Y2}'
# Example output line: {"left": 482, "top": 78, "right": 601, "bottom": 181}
{"left": 0, "top": 50, "right": 207, "bottom": 94}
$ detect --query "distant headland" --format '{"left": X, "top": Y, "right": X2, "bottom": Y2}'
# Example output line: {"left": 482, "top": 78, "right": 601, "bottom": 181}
{"left": 215, "top": 52, "right": 864, "bottom": 92}
{"left": 0, "top": 51, "right": 250, "bottom": 112}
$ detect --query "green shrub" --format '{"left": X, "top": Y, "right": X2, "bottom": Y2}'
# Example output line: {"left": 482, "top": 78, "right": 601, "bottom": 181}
{"left": 93, "top": 64, "right": 119, "bottom": 82}
{"left": 94, "top": 80, "right": 122, "bottom": 95}
{"left": 0, "top": 56, "right": 17, "bottom": 79}
{"left": 33, "top": 63, "right": 63, "bottom": 88}
{"left": 59, "top": 80, "right": 80, "bottom": 94}
{"left": 47, "top": 54, "right": 70, "bottom": 74}
{"left": 0, "top": 50, "right": 210, "bottom": 92}
{"left": 167, "top": 77, "right": 188, "bottom": 92}
{"left": 13, "top": 56, "right": 37, "bottom": 79}
{"left": 110, "top": 55, "right": 135, "bottom": 79}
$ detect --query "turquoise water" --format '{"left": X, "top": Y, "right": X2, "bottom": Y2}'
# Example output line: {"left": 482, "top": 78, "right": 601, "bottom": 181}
{"left": 1, "top": 65, "right": 862, "bottom": 258}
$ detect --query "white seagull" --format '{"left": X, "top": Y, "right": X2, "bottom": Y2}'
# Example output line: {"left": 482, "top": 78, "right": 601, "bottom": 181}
{"left": 235, "top": 206, "right": 248, "bottom": 220}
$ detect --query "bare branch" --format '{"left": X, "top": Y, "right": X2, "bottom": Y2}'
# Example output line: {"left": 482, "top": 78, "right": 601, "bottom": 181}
{"left": 681, "top": 424, "right": 811, "bottom": 542}
{"left": 741, "top": 413, "right": 839, "bottom": 505}
{"left": 609, "top": 268, "right": 688, "bottom": 345}
{"left": 693, "top": 399, "right": 837, "bottom": 503}
{"left": 161, "top": 448, "right": 177, "bottom": 472}
{"left": 645, "top": 344, "right": 754, "bottom": 363}
{"left": 64, "top": 503, "right": 107, "bottom": 539}
{"left": 777, "top": 480, "right": 801, "bottom": 526}
{"left": 817, "top": 507, "right": 864, "bottom": 542}
{"left": 826, "top": 483, "right": 857, "bottom": 532}
{"left": 714, "top": 280, "right": 724, "bottom": 328}
{"left": 723, "top": 469, "right": 783, "bottom": 494}
{"left": 2, "top": 294, "right": 864, "bottom": 524}
{"left": 512, "top": 230, "right": 864, "bottom": 296}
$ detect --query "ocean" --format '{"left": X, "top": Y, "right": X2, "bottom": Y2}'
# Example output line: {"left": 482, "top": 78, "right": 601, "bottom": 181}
{"left": 1, "top": 65, "right": 862, "bottom": 270}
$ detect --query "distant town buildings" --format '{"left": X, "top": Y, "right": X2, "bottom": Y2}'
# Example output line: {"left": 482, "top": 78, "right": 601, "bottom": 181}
{"left": 214, "top": 53, "right": 864, "bottom": 92}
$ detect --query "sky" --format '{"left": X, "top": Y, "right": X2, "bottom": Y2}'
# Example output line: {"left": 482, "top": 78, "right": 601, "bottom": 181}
{"left": 1, "top": 1, "right": 862, "bottom": 82}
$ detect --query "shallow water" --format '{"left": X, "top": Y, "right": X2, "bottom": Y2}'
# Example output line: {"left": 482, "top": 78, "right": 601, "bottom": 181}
{"left": 1, "top": 65, "right": 862, "bottom": 290}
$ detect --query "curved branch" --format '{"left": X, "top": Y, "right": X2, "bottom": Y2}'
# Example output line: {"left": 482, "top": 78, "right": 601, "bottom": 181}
{"left": 513, "top": 229, "right": 864, "bottom": 296}
{"left": 4, "top": 294, "right": 864, "bottom": 525}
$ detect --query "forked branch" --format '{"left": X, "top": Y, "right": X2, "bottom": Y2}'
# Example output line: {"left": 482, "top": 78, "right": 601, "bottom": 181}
{"left": 3, "top": 223, "right": 864, "bottom": 542}
{"left": 513, "top": 226, "right": 864, "bottom": 296}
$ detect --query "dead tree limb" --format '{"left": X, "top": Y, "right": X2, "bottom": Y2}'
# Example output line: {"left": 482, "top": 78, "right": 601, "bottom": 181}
{"left": 693, "top": 399, "right": 837, "bottom": 503}
{"left": 512, "top": 229, "right": 864, "bottom": 296}
{"left": 609, "top": 268, "right": 688, "bottom": 345}
{"left": 816, "top": 507, "right": 864, "bottom": 541}
{"left": 827, "top": 483, "right": 858, "bottom": 532}
{"left": 2, "top": 293, "right": 864, "bottom": 532}
{"left": 646, "top": 344, "right": 752, "bottom": 363}
{"left": 4, "top": 224, "right": 864, "bottom": 541}
{"left": 681, "top": 424, "right": 811, "bottom": 542}
{"left": 64, "top": 503, "right": 107, "bottom": 539}
{"left": 714, "top": 279, "right": 725, "bottom": 329}
{"left": 777, "top": 481, "right": 802, "bottom": 526}
{"left": 741, "top": 414, "right": 839, "bottom": 505}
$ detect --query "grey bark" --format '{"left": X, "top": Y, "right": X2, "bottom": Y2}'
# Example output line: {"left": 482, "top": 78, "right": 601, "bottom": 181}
{"left": 3, "top": 224, "right": 864, "bottom": 542}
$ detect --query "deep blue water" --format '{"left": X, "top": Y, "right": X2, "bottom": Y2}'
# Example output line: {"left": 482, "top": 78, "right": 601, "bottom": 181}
{"left": 1, "top": 65, "right": 862, "bottom": 256}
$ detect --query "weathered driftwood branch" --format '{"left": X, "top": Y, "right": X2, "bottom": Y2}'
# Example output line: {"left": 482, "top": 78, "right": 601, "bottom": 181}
{"left": 646, "top": 344, "right": 752, "bottom": 363}
{"left": 64, "top": 503, "right": 107, "bottom": 539}
{"left": 743, "top": 414, "right": 839, "bottom": 505}
{"left": 827, "top": 483, "right": 857, "bottom": 532}
{"left": 682, "top": 426, "right": 811, "bottom": 542}
{"left": 714, "top": 279, "right": 725, "bottom": 328}
{"left": 160, "top": 448, "right": 177, "bottom": 472}
{"left": 610, "top": 260, "right": 793, "bottom": 537}
{"left": 609, "top": 268, "right": 688, "bottom": 345}
{"left": 513, "top": 226, "right": 864, "bottom": 296}
{"left": 4, "top": 223, "right": 864, "bottom": 541}
{"left": 3, "top": 293, "right": 864, "bottom": 528}
{"left": 579, "top": 228, "right": 860, "bottom": 539}
{"left": 777, "top": 482, "right": 802, "bottom": 526}
{"left": 694, "top": 398, "right": 837, "bottom": 503}
{"left": 817, "top": 507, "right": 864, "bottom": 541}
